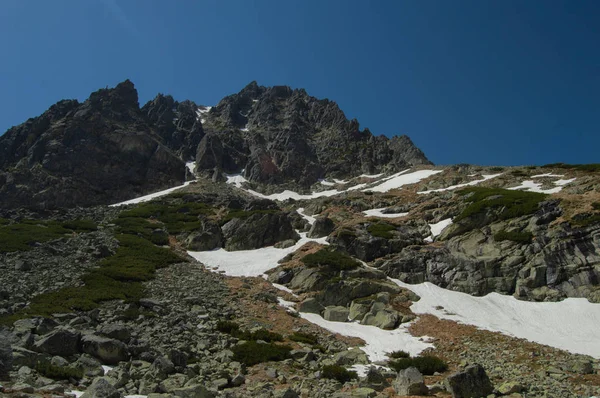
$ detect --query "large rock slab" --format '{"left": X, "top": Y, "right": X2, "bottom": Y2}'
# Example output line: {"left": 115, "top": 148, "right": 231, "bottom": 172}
{"left": 444, "top": 364, "right": 494, "bottom": 398}
{"left": 81, "top": 335, "right": 129, "bottom": 365}
{"left": 80, "top": 377, "right": 122, "bottom": 398}
{"left": 393, "top": 367, "right": 428, "bottom": 396}
{"left": 33, "top": 328, "right": 81, "bottom": 357}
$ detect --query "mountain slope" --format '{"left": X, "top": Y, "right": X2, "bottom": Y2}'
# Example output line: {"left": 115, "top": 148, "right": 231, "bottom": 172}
{"left": 0, "top": 81, "right": 185, "bottom": 209}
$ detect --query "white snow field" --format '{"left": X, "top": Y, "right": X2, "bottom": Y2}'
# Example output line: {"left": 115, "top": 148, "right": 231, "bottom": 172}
{"left": 393, "top": 279, "right": 600, "bottom": 358}
{"left": 187, "top": 232, "right": 328, "bottom": 277}
{"left": 424, "top": 218, "right": 453, "bottom": 242}
{"left": 109, "top": 181, "right": 193, "bottom": 207}
{"left": 364, "top": 169, "right": 443, "bottom": 193}
{"left": 225, "top": 172, "right": 249, "bottom": 188}
{"left": 296, "top": 208, "right": 316, "bottom": 225}
{"left": 300, "top": 313, "right": 433, "bottom": 362}
{"left": 508, "top": 177, "right": 576, "bottom": 194}
{"left": 185, "top": 161, "right": 196, "bottom": 175}
{"left": 363, "top": 208, "right": 409, "bottom": 218}
{"left": 418, "top": 173, "right": 502, "bottom": 194}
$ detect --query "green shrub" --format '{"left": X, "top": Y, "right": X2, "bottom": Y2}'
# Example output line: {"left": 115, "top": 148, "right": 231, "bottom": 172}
{"left": 488, "top": 167, "right": 504, "bottom": 172}
{"left": 592, "top": 202, "right": 600, "bottom": 211}
{"left": 232, "top": 341, "right": 292, "bottom": 366}
{"left": 571, "top": 213, "right": 600, "bottom": 228}
{"left": 248, "top": 329, "right": 284, "bottom": 342}
{"left": 494, "top": 230, "right": 533, "bottom": 244}
{"left": 289, "top": 331, "right": 318, "bottom": 345}
{"left": 3, "top": 234, "right": 181, "bottom": 319}
{"left": 388, "top": 355, "right": 448, "bottom": 375}
{"left": 301, "top": 248, "right": 359, "bottom": 270}
{"left": 35, "top": 361, "right": 83, "bottom": 380}
{"left": 455, "top": 187, "right": 547, "bottom": 223}
{"left": 367, "top": 222, "right": 396, "bottom": 239}
{"left": 388, "top": 350, "right": 410, "bottom": 359}
{"left": 217, "top": 321, "right": 283, "bottom": 342}
{"left": 0, "top": 220, "right": 76, "bottom": 253}
{"left": 217, "top": 320, "right": 240, "bottom": 334}
{"left": 321, "top": 365, "right": 358, "bottom": 383}
{"left": 119, "top": 200, "right": 213, "bottom": 235}
{"left": 61, "top": 219, "right": 97, "bottom": 232}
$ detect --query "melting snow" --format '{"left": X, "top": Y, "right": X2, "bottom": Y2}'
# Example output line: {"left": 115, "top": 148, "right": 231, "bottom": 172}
{"left": 225, "top": 172, "right": 248, "bottom": 188}
{"left": 363, "top": 208, "right": 408, "bottom": 218}
{"left": 246, "top": 188, "right": 341, "bottom": 201}
{"left": 273, "top": 283, "right": 298, "bottom": 297}
{"left": 359, "top": 173, "right": 384, "bottom": 179}
{"left": 507, "top": 178, "right": 576, "bottom": 194}
{"left": 300, "top": 313, "right": 433, "bottom": 362}
{"left": 333, "top": 178, "right": 348, "bottom": 184}
{"left": 531, "top": 173, "right": 564, "bottom": 178}
{"left": 297, "top": 208, "right": 317, "bottom": 225}
{"left": 424, "top": 218, "right": 453, "bottom": 242}
{"left": 188, "top": 232, "right": 328, "bottom": 277}
{"left": 277, "top": 297, "right": 297, "bottom": 312}
{"left": 195, "top": 106, "right": 212, "bottom": 121}
{"left": 319, "top": 180, "right": 336, "bottom": 186}
{"left": 365, "top": 170, "right": 443, "bottom": 193}
{"left": 109, "top": 181, "right": 193, "bottom": 207}
{"left": 418, "top": 173, "right": 502, "bottom": 194}
{"left": 393, "top": 279, "right": 600, "bottom": 358}
{"left": 185, "top": 161, "right": 195, "bottom": 175}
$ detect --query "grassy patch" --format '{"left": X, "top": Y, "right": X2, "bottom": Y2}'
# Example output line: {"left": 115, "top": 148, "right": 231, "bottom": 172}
{"left": 388, "top": 350, "right": 410, "bottom": 359}
{"left": 1, "top": 234, "right": 181, "bottom": 321}
{"left": 367, "top": 222, "right": 396, "bottom": 239}
{"left": 494, "top": 230, "right": 533, "bottom": 244}
{"left": 388, "top": 355, "right": 448, "bottom": 375}
{"left": 232, "top": 341, "right": 292, "bottom": 366}
{"left": 35, "top": 361, "right": 83, "bottom": 380}
{"left": 217, "top": 320, "right": 284, "bottom": 342}
{"left": 321, "top": 365, "right": 358, "bottom": 383}
{"left": 289, "top": 331, "right": 319, "bottom": 345}
{"left": 571, "top": 213, "right": 600, "bottom": 228}
{"left": 301, "top": 248, "right": 360, "bottom": 270}
{"left": 119, "top": 200, "right": 212, "bottom": 235}
{"left": 456, "top": 187, "right": 547, "bottom": 222}
{"left": 592, "top": 202, "right": 600, "bottom": 211}
{"left": 542, "top": 163, "right": 600, "bottom": 172}
{"left": 0, "top": 219, "right": 98, "bottom": 253}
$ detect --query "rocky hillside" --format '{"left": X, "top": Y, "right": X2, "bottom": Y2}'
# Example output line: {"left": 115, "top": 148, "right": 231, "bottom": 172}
{"left": 0, "top": 80, "right": 430, "bottom": 210}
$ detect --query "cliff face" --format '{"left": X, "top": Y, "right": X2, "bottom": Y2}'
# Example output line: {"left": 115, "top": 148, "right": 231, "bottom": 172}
{"left": 0, "top": 81, "right": 185, "bottom": 209}
{"left": 196, "top": 82, "right": 432, "bottom": 187}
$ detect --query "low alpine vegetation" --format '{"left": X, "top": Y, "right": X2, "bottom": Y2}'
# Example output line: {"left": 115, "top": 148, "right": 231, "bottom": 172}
{"left": 321, "top": 365, "right": 358, "bottom": 383}
{"left": 217, "top": 320, "right": 284, "bottom": 342}
{"left": 301, "top": 248, "right": 360, "bottom": 270}
{"left": 232, "top": 341, "right": 292, "bottom": 366}
{"left": 494, "top": 230, "right": 533, "bottom": 244}
{"left": 388, "top": 354, "right": 448, "bottom": 375}
{"left": 367, "top": 222, "right": 396, "bottom": 239}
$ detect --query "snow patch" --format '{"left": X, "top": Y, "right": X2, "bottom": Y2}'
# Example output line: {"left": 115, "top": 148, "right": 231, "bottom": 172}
{"left": 277, "top": 297, "right": 297, "bottom": 312}
{"left": 273, "top": 283, "right": 298, "bottom": 297}
{"left": 110, "top": 181, "right": 193, "bottom": 206}
{"left": 188, "top": 232, "right": 328, "bottom": 277}
{"left": 430, "top": 218, "right": 453, "bottom": 238}
{"left": 319, "top": 180, "right": 335, "bottom": 186}
{"left": 195, "top": 106, "right": 212, "bottom": 121}
{"left": 363, "top": 208, "right": 409, "bottom": 218}
{"left": 102, "top": 365, "right": 113, "bottom": 375}
{"left": 359, "top": 173, "right": 384, "bottom": 179}
{"left": 185, "top": 161, "right": 195, "bottom": 175}
{"left": 532, "top": 173, "right": 564, "bottom": 178}
{"left": 246, "top": 188, "right": 340, "bottom": 201}
{"left": 393, "top": 279, "right": 600, "bottom": 358}
{"left": 225, "top": 172, "right": 248, "bottom": 188}
{"left": 418, "top": 174, "right": 502, "bottom": 194}
{"left": 507, "top": 177, "right": 576, "bottom": 194}
{"left": 300, "top": 313, "right": 433, "bottom": 362}
{"left": 297, "top": 208, "right": 316, "bottom": 225}
{"left": 365, "top": 170, "right": 443, "bottom": 193}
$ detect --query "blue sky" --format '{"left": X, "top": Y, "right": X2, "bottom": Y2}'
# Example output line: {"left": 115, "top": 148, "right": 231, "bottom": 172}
{"left": 0, "top": 0, "right": 598, "bottom": 166}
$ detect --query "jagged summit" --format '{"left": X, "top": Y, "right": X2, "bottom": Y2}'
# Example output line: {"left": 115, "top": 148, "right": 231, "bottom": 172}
{"left": 0, "top": 80, "right": 431, "bottom": 209}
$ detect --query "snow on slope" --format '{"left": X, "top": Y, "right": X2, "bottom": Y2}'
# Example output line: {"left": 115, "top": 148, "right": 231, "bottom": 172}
{"left": 185, "top": 161, "right": 195, "bottom": 175}
{"left": 363, "top": 208, "right": 409, "bottom": 218}
{"left": 109, "top": 181, "right": 193, "bottom": 207}
{"left": 300, "top": 313, "right": 433, "bottom": 362}
{"left": 187, "top": 232, "right": 328, "bottom": 277}
{"left": 507, "top": 177, "right": 576, "bottom": 194}
{"left": 246, "top": 188, "right": 341, "bottom": 201}
{"left": 225, "top": 172, "right": 248, "bottom": 188}
{"left": 364, "top": 170, "right": 443, "bottom": 193}
{"left": 195, "top": 106, "right": 212, "bottom": 123}
{"left": 532, "top": 173, "right": 564, "bottom": 178}
{"left": 418, "top": 173, "right": 502, "bottom": 194}
{"left": 424, "top": 218, "right": 453, "bottom": 242}
{"left": 297, "top": 208, "right": 317, "bottom": 225}
{"left": 393, "top": 279, "right": 600, "bottom": 358}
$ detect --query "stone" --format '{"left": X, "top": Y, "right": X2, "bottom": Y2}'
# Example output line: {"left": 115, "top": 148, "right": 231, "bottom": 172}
{"left": 393, "top": 367, "right": 428, "bottom": 396}
{"left": 361, "top": 309, "right": 399, "bottom": 329}
{"left": 81, "top": 335, "right": 129, "bottom": 365}
{"left": 0, "top": 330, "right": 13, "bottom": 380}
{"left": 273, "top": 388, "right": 299, "bottom": 398}
{"left": 185, "top": 220, "right": 223, "bottom": 251}
{"left": 444, "top": 364, "right": 494, "bottom": 398}
{"left": 212, "top": 377, "right": 229, "bottom": 389}
{"left": 98, "top": 324, "right": 131, "bottom": 342}
{"left": 297, "top": 298, "right": 323, "bottom": 314}
{"left": 568, "top": 359, "right": 594, "bottom": 375}
{"left": 323, "top": 306, "right": 350, "bottom": 322}
{"left": 150, "top": 356, "right": 176, "bottom": 380}
{"left": 80, "top": 378, "right": 122, "bottom": 398}
{"left": 231, "top": 373, "right": 245, "bottom": 387}
{"left": 497, "top": 381, "right": 524, "bottom": 394}
{"left": 222, "top": 212, "right": 299, "bottom": 251}
{"left": 308, "top": 217, "right": 335, "bottom": 238}
{"left": 33, "top": 328, "right": 81, "bottom": 357}
{"left": 171, "top": 384, "right": 214, "bottom": 398}
{"left": 349, "top": 300, "right": 372, "bottom": 321}
{"left": 333, "top": 349, "right": 369, "bottom": 366}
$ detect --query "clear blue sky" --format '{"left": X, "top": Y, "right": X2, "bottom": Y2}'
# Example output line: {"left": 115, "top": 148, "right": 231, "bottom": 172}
{"left": 1, "top": 0, "right": 598, "bottom": 166}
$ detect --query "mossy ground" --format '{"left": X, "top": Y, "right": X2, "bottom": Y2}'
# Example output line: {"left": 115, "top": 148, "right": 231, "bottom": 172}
{"left": 0, "top": 219, "right": 97, "bottom": 253}
{"left": 301, "top": 248, "right": 360, "bottom": 270}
